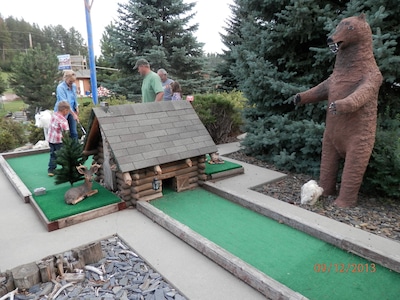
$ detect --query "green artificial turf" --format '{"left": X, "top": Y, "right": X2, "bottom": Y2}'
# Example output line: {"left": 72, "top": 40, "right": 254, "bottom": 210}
{"left": 152, "top": 188, "right": 400, "bottom": 300}
{"left": 6, "top": 152, "right": 121, "bottom": 221}
{"left": 204, "top": 154, "right": 242, "bottom": 175}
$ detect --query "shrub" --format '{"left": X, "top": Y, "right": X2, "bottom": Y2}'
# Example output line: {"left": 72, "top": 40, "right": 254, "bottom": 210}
{"left": 241, "top": 114, "right": 324, "bottom": 175}
{"left": 27, "top": 122, "right": 45, "bottom": 144}
{"left": 78, "top": 96, "right": 129, "bottom": 132}
{"left": 0, "top": 118, "right": 27, "bottom": 152}
{"left": 362, "top": 120, "right": 400, "bottom": 198}
{"left": 192, "top": 91, "right": 246, "bottom": 144}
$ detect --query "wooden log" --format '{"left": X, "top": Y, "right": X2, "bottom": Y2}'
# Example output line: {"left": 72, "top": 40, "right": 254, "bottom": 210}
{"left": 157, "top": 167, "right": 198, "bottom": 180}
{"left": 120, "top": 194, "right": 132, "bottom": 201}
{"left": 118, "top": 188, "right": 131, "bottom": 197}
{"left": 161, "top": 161, "right": 198, "bottom": 174}
{"left": 12, "top": 262, "right": 40, "bottom": 289}
{"left": 131, "top": 176, "right": 155, "bottom": 186}
{"left": 185, "top": 158, "right": 193, "bottom": 167}
{"left": 78, "top": 241, "right": 103, "bottom": 265}
{"left": 209, "top": 167, "right": 244, "bottom": 180}
{"left": 197, "top": 162, "right": 206, "bottom": 170}
{"left": 131, "top": 170, "right": 155, "bottom": 180}
{"left": 154, "top": 165, "right": 162, "bottom": 174}
{"left": 136, "top": 192, "right": 163, "bottom": 202}
{"left": 116, "top": 178, "right": 131, "bottom": 190}
{"left": 115, "top": 172, "right": 125, "bottom": 180}
{"left": 131, "top": 182, "right": 153, "bottom": 193}
{"left": 122, "top": 172, "right": 132, "bottom": 186}
{"left": 132, "top": 187, "right": 163, "bottom": 200}
{"left": 36, "top": 256, "right": 56, "bottom": 282}
{"left": 198, "top": 174, "right": 207, "bottom": 181}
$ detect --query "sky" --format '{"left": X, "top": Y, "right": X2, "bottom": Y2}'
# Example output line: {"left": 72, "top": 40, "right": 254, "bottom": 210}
{"left": 0, "top": 0, "right": 233, "bottom": 56}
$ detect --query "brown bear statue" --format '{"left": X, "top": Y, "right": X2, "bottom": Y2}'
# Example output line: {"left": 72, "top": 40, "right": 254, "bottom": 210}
{"left": 294, "top": 14, "right": 383, "bottom": 207}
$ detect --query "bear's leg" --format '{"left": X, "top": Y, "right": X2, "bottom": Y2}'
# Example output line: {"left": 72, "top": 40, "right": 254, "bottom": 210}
{"left": 333, "top": 142, "right": 373, "bottom": 207}
{"left": 319, "top": 137, "right": 340, "bottom": 196}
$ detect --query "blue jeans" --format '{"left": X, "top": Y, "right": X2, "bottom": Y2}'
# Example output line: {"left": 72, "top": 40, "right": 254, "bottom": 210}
{"left": 48, "top": 143, "right": 63, "bottom": 172}
{"left": 67, "top": 113, "right": 78, "bottom": 140}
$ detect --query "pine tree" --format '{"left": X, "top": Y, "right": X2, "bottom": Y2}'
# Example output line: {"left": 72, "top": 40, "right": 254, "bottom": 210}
{"left": 216, "top": 0, "right": 243, "bottom": 91}
{"left": 103, "top": 0, "right": 218, "bottom": 95}
{"left": 8, "top": 44, "right": 59, "bottom": 116}
{"left": 225, "top": 0, "right": 400, "bottom": 174}
{"left": 54, "top": 134, "right": 87, "bottom": 186}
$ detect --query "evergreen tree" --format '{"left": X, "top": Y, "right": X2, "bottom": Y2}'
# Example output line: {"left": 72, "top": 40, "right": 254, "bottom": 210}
{"left": 55, "top": 134, "right": 87, "bottom": 186}
{"left": 216, "top": 0, "right": 243, "bottom": 91}
{"left": 227, "top": 0, "right": 400, "bottom": 174}
{"left": 8, "top": 44, "right": 59, "bottom": 116}
{"left": 0, "top": 16, "right": 87, "bottom": 71}
{"left": 0, "top": 74, "right": 6, "bottom": 95}
{"left": 103, "top": 0, "right": 218, "bottom": 97}
{"left": 0, "top": 15, "right": 12, "bottom": 70}
{"left": 41, "top": 25, "right": 87, "bottom": 56}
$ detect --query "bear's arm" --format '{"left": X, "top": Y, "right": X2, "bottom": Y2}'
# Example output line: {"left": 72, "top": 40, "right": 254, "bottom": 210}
{"left": 334, "top": 71, "right": 383, "bottom": 113}
{"left": 297, "top": 79, "right": 329, "bottom": 105}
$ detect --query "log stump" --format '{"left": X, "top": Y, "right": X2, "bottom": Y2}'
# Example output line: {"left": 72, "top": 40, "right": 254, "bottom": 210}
{"left": 36, "top": 256, "right": 56, "bottom": 282}
{"left": 79, "top": 241, "right": 103, "bottom": 265}
{"left": 12, "top": 262, "right": 40, "bottom": 290}
{"left": 0, "top": 270, "right": 15, "bottom": 297}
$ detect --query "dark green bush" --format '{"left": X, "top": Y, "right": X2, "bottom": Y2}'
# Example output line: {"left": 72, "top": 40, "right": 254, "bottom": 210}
{"left": 0, "top": 118, "right": 27, "bottom": 152}
{"left": 192, "top": 91, "right": 245, "bottom": 144}
{"left": 242, "top": 114, "right": 324, "bottom": 176}
{"left": 362, "top": 119, "right": 400, "bottom": 198}
{"left": 27, "top": 122, "right": 45, "bottom": 144}
{"left": 78, "top": 96, "right": 129, "bottom": 132}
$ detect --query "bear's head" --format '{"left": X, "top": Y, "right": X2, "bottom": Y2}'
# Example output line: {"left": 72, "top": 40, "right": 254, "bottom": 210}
{"left": 327, "top": 14, "right": 372, "bottom": 54}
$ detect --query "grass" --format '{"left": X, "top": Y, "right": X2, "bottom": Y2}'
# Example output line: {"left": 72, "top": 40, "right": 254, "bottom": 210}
{"left": 0, "top": 99, "right": 26, "bottom": 117}
{"left": 0, "top": 97, "right": 94, "bottom": 118}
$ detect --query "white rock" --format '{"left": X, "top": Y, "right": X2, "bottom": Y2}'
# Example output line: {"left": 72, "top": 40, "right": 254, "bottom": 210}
{"left": 301, "top": 180, "right": 323, "bottom": 205}
{"left": 32, "top": 140, "right": 49, "bottom": 149}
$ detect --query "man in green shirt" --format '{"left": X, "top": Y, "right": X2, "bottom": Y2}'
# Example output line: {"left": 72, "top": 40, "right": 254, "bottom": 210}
{"left": 133, "top": 58, "right": 164, "bottom": 103}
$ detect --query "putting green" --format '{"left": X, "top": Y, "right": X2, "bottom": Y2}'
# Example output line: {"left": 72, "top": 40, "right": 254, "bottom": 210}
{"left": 6, "top": 153, "right": 121, "bottom": 221}
{"left": 152, "top": 188, "right": 400, "bottom": 299}
{"left": 204, "top": 154, "right": 242, "bottom": 175}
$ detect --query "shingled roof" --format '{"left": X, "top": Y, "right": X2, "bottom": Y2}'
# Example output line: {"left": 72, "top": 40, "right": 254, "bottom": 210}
{"left": 84, "top": 100, "right": 217, "bottom": 173}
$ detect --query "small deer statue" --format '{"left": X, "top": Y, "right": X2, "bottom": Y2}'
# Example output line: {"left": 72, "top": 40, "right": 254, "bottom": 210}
{"left": 64, "top": 163, "right": 101, "bottom": 205}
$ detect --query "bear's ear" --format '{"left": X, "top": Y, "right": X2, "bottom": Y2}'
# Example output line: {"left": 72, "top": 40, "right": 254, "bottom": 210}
{"left": 358, "top": 13, "right": 366, "bottom": 21}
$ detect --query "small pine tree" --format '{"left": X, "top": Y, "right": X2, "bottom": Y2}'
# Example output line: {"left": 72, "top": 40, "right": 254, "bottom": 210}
{"left": 54, "top": 134, "right": 87, "bottom": 186}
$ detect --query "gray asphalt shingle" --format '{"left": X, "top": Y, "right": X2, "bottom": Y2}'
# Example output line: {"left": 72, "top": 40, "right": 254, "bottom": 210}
{"left": 88, "top": 101, "right": 217, "bottom": 173}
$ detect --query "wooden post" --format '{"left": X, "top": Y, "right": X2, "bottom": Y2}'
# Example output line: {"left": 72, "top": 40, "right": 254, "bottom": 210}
{"left": 79, "top": 241, "right": 103, "bottom": 265}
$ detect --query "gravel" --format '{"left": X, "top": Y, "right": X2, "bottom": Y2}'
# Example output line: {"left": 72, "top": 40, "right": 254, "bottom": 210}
{"left": 226, "top": 151, "right": 400, "bottom": 243}
{"left": 2, "top": 236, "right": 186, "bottom": 300}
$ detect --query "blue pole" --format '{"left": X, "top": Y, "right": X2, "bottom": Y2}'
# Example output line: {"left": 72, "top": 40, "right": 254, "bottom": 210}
{"left": 84, "top": 0, "right": 98, "bottom": 105}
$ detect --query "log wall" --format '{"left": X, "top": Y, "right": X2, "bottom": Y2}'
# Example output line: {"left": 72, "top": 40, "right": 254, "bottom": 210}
{"left": 92, "top": 138, "right": 207, "bottom": 206}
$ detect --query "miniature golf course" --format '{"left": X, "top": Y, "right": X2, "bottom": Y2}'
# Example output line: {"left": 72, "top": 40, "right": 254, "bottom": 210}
{"left": 3, "top": 151, "right": 400, "bottom": 298}
{"left": 151, "top": 188, "right": 400, "bottom": 299}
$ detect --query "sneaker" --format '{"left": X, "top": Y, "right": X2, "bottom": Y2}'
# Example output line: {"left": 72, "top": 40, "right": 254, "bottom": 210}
{"left": 48, "top": 171, "right": 55, "bottom": 177}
